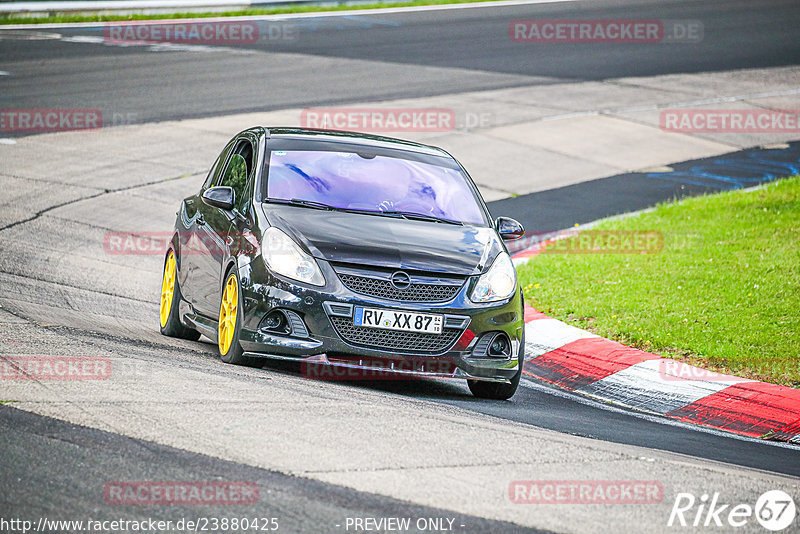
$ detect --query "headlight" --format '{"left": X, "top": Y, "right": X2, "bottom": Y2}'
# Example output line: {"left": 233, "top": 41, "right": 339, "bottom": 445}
{"left": 470, "top": 252, "right": 517, "bottom": 303}
{"left": 262, "top": 227, "right": 325, "bottom": 286}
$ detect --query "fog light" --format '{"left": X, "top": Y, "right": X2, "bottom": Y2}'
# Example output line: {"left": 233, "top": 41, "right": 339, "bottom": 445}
{"left": 471, "top": 332, "right": 512, "bottom": 359}
{"left": 260, "top": 311, "right": 290, "bottom": 335}
{"left": 488, "top": 334, "right": 511, "bottom": 357}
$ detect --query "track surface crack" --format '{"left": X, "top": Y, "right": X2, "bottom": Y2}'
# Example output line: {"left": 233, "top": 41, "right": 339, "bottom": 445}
{"left": 0, "top": 170, "right": 205, "bottom": 233}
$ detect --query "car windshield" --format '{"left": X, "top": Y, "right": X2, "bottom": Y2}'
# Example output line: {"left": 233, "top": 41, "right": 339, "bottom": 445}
{"left": 265, "top": 149, "right": 486, "bottom": 225}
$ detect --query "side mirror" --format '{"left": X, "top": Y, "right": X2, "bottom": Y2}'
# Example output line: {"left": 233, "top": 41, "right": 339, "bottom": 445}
{"left": 495, "top": 216, "right": 524, "bottom": 240}
{"left": 202, "top": 186, "right": 235, "bottom": 211}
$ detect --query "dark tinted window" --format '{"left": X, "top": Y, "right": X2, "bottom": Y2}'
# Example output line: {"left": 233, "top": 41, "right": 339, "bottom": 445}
{"left": 202, "top": 156, "right": 220, "bottom": 190}
{"left": 218, "top": 139, "right": 255, "bottom": 213}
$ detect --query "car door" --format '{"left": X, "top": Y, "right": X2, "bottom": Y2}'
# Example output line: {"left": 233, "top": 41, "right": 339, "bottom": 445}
{"left": 226, "top": 137, "right": 260, "bottom": 274}
{"left": 190, "top": 138, "right": 256, "bottom": 318}
{"left": 180, "top": 142, "right": 231, "bottom": 313}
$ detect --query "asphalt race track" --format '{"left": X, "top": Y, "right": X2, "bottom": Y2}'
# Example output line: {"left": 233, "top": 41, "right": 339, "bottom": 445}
{"left": 1, "top": 0, "right": 799, "bottom": 532}
{"left": 2, "top": 406, "right": 537, "bottom": 533}
{"left": 1, "top": 0, "right": 799, "bottom": 123}
{"left": 489, "top": 141, "right": 800, "bottom": 232}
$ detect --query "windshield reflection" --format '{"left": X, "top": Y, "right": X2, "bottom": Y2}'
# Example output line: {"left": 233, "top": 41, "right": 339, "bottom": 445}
{"left": 266, "top": 150, "right": 485, "bottom": 225}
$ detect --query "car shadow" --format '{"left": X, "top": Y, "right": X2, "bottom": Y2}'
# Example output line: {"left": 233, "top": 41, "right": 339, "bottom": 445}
{"left": 257, "top": 359, "right": 474, "bottom": 400}
{"left": 192, "top": 338, "right": 479, "bottom": 401}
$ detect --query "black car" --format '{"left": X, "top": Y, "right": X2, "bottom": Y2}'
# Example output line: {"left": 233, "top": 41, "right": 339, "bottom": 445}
{"left": 159, "top": 127, "right": 526, "bottom": 399}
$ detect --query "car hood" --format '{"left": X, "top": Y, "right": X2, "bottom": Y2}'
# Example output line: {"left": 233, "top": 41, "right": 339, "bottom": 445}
{"left": 262, "top": 204, "right": 502, "bottom": 276}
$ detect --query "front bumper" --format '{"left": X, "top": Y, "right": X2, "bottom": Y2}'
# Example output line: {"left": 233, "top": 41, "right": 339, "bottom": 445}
{"left": 235, "top": 258, "right": 524, "bottom": 383}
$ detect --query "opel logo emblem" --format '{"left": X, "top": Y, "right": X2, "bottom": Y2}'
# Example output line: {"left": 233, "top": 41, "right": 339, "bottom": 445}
{"left": 391, "top": 271, "right": 411, "bottom": 290}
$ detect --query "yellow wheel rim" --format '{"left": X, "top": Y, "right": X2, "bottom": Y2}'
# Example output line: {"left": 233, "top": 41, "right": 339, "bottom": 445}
{"left": 219, "top": 273, "right": 238, "bottom": 355}
{"left": 159, "top": 250, "right": 176, "bottom": 328}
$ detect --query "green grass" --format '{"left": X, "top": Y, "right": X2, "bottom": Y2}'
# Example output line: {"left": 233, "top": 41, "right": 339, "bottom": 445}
{"left": 0, "top": 0, "right": 504, "bottom": 25}
{"left": 518, "top": 176, "right": 800, "bottom": 387}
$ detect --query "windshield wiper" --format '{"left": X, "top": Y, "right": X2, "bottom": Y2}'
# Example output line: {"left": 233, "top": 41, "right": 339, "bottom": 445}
{"left": 266, "top": 199, "right": 463, "bottom": 225}
{"left": 380, "top": 210, "right": 463, "bottom": 226}
{"left": 267, "top": 198, "right": 337, "bottom": 210}
{"left": 268, "top": 199, "right": 402, "bottom": 218}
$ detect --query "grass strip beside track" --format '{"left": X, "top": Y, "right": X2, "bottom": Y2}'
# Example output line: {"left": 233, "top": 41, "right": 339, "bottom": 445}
{"left": 518, "top": 176, "right": 800, "bottom": 387}
{"left": 0, "top": 0, "right": 509, "bottom": 25}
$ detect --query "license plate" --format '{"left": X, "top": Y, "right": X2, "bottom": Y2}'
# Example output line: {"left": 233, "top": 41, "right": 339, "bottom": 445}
{"left": 353, "top": 307, "right": 443, "bottom": 334}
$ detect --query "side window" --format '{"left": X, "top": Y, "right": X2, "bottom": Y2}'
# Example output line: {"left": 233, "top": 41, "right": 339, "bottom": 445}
{"left": 203, "top": 140, "right": 234, "bottom": 190}
{"left": 202, "top": 155, "right": 221, "bottom": 190}
{"left": 217, "top": 139, "right": 255, "bottom": 214}
{"left": 220, "top": 154, "right": 248, "bottom": 208}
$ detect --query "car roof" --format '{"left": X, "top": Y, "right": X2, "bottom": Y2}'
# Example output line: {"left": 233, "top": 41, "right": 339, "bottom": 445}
{"left": 263, "top": 127, "right": 451, "bottom": 158}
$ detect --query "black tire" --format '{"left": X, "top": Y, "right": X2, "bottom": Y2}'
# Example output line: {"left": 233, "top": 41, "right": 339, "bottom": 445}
{"left": 468, "top": 330, "right": 524, "bottom": 400}
{"left": 218, "top": 268, "right": 262, "bottom": 368}
{"left": 159, "top": 248, "right": 201, "bottom": 341}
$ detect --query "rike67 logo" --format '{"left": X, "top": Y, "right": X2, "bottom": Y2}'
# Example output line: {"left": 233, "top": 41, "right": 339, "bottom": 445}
{"left": 668, "top": 490, "right": 796, "bottom": 531}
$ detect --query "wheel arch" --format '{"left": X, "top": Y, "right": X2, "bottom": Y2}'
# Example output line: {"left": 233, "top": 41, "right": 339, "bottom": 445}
{"left": 221, "top": 257, "right": 239, "bottom": 289}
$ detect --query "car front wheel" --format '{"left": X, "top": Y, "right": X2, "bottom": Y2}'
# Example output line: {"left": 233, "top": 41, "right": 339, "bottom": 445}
{"left": 218, "top": 268, "right": 262, "bottom": 368}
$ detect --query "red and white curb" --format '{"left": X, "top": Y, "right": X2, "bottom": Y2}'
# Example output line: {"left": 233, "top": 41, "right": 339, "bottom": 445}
{"left": 513, "top": 247, "right": 800, "bottom": 444}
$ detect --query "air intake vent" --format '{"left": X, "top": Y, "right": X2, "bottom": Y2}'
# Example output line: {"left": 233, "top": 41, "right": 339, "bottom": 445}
{"left": 328, "top": 316, "right": 462, "bottom": 354}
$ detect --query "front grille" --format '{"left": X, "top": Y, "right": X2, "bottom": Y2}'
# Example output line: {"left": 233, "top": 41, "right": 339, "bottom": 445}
{"left": 329, "top": 316, "right": 462, "bottom": 354}
{"left": 338, "top": 274, "right": 462, "bottom": 302}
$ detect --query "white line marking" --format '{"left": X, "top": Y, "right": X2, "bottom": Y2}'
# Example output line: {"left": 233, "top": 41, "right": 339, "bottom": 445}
{"left": 0, "top": 139, "right": 17, "bottom": 145}
{"left": 59, "top": 35, "right": 105, "bottom": 43}
{"left": 0, "top": 70, "right": 9, "bottom": 75}
{"left": 57, "top": 34, "right": 254, "bottom": 54}
{"left": 0, "top": 0, "right": 576, "bottom": 29}
{"left": 0, "top": 30, "right": 62, "bottom": 40}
